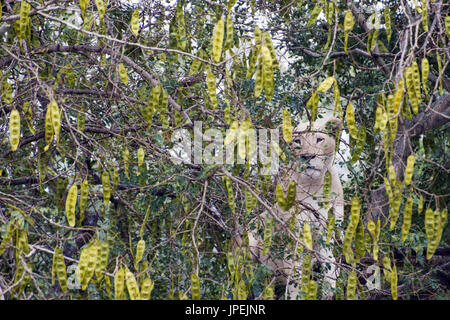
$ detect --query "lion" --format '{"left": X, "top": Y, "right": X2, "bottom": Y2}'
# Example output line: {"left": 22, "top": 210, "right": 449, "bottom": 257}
{"left": 239, "top": 118, "right": 344, "bottom": 300}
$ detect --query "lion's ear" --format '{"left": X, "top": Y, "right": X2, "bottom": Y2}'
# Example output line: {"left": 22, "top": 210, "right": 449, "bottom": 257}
{"left": 323, "top": 118, "right": 343, "bottom": 137}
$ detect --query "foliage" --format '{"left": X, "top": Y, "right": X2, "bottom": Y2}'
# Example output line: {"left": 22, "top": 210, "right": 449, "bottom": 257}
{"left": 0, "top": 0, "right": 448, "bottom": 300}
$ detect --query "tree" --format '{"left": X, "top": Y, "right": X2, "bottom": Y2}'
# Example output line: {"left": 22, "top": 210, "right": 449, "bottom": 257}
{"left": 0, "top": 0, "right": 448, "bottom": 300}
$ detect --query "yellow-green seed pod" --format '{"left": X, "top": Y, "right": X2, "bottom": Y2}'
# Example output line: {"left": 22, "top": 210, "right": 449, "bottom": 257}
{"left": 55, "top": 248, "right": 68, "bottom": 292}
{"left": 421, "top": 0, "right": 428, "bottom": 31}
{"left": 446, "top": 16, "right": 450, "bottom": 37}
{"left": 307, "top": 1, "right": 323, "bottom": 27}
{"left": 333, "top": 79, "right": 342, "bottom": 118}
{"left": 350, "top": 125, "right": 366, "bottom": 164}
{"left": 343, "top": 224, "right": 355, "bottom": 264}
{"left": 411, "top": 61, "right": 421, "bottom": 106}
{"left": 254, "top": 57, "right": 264, "bottom": 98}
{"left": 212, "top": 17, "right": 225, "bottom": 63}
{"left": 135, "top": 239, "right": 145, "bottom": 268}
{"left": 351, "top": 196, "right": 361, "bottom": 227}
{"left": 303, "top": 221, "right": 313, "bottom": 251}
{"left": 118, "top": 63, "right": 128, "bottom": 85}
{"left": 140, "top": 277, "right": 154, "bottom": 300}
{"left": 383, "top": 254, "right": 392, "bottom": 283}
{"left": 355, "top": 220, "right": 366, "bottom": 262}
{"left": 206, "top": 71, "right": 218, "bottom": 109}
{"left": 114, "top": 268, "right": 125, "bottom": 300}
{"left": 263, "top": 217, "right": 273, "bottom": 256}
{"left": 275, "top": 183, "right": 288, "bottom": 211}
{"left": 317, "top": 76, "right": 334, "bottom": 93}
{"left": 65, "top": 184, "right": 78, "bottom": 227}
{"left": 9, "top": 109, "right": 20, "bottom": 152}
{"left": 105, "top": 275, "right": 112, "bottom": 299}
{"left": 137, "top": 147, "right": 145, "bottom": 176}
{"left": 95, "top": 0, "right": 106, "bottom": 22}
{"left": 391, "top": 264, "right": 398, "bottom": 300}
{"left": 49, "top": 101, "right": 61, "bottom": 144}
{"left": 96, "top": 240, "right": 109, "bottom": 279}
{"left": 404, "top": 154, "right": 415, "bottom": 185}
{"left": 261, "top": 45, "right": 274, "bottom": 101}
{"left": 102, "top": 170, "right": 111, "bottom": 206}
{"left": 307, "top": 280, "right": 317, "bottom": 300}
{"left": 384, "top": 7, "right": 391, "bottom": 43}
{"left": 224, "top": 15, "right": 234, "bottom": 52}
{"left": 346, "top": 271, "right": 357, "bottom": 300}
{"left": 346, "top": 102, "right": 358, "bottom": 139}
{"left": 421, "top": 57, "right": 429, "bottom": 98}
{"left": 111, "top": 167, "right": 119, "bottom": 193}
{"left": 81, "top": 241, "right": 99, "bottom": 290}
{"left": 306, "top": 91, "right": 319, "bottom": 122}
{"left": 130, "top": 9, "right": 139, "bottom": 36}
{"left": 191, "top": 272, "right": 201, "bottom": 300}
{"left": 326, "top": 208, "right": 335, "bottom": 245}
{"left": 418, "top": 195, "right": 423, "bottom": 214}
{"left": 322, "top": 171, "right": 331, "bottom": 208}
{"left": 401, "top": 196, "right": 413, "bottom": 242}
{"left": 45, "top": 106, "right": 54, "bottom": 145}
{"left": 282, "top": 108, "right": 292, "bottom": 143}
{"left": 80, "top": 0, "right": 89, "bottom": 19}
{"left": 125, "top": 269, "right": 141, "bottom": 300}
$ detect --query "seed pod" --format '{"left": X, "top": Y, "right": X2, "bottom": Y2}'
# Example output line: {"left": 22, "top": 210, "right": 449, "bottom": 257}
{"left": 389, "top": 181, "right": 402, "bottom": 230}
{"left": 346, "top": 102, "right": 358, "bottom": 139}
{"left": 382, "top": 254, "right": 392, "bottom": 283}
{"left": 306, "top": 91, "right": 319, "bottom": 122}
{"left": 111, "top": 167, "right": 119, "bottom": 193}
{"left": 95, "top": 0, "right": 105, "bottom": 22}
{"left": 80, "top": 0, "right": 89, "bottom": 18}
{"left": 384, "top": 7, "right": 391, "bottom": 43}
{"left": 333, "top": 79, "right": 342, "bottom": 118}
{"left": 422, "top": 0, "right": 428, "bottom": 31}
{"left": 49, "top": 101, "right": 61, "bottom": 144}
{"left": 446, "top": 16, "right": 450, "bottom": 37}
{"left": 77, "top": 108, "right": 86, "bottom": 132}
{"left": 125, "top": 269, "right": 140, "bottom": 300}
{"left": 261, "top": 45, "right": 274, "bottom": 101}
{"left": 130, "top": 9, "right": 139, "bottom": 36}
{"left": 96, "top": 240, "right": 109, "bottom": 279}
{"left": 404, "top": 154, "right": 415, "bottom": 186}
{"left": 246, "top": 47, "right": 258, "bottom": 79}
{"left": 421, "top": 58, "right": 429, "bottom": 98}
{"left": 263, "top": 217, "right": 273, "bottom": 256}
{"left": 343, "top": 223, "right": 355, "bottom": 264}
{"left": 55, "top": 248, "right": 68, "bottom": 292}
{"left": 81, "top": 241, "right": 99, "bottom": 290}
{"left": 114, "top": 268, "right": 125, "bottom": 300}
{"left": 9, "top": 109, "right": 21, "bottom": 152}
{"left": 391, "top": 264, "right": 398, "bottom": 300}
{"left": 405, "top": 66, "right": 418, "bottom": 115}
{"left": 254, "top": 57, "right": 264, "bottom": 98}
{"left": 307, "top": 1, "right": 323, "bottom": 27}
{"left": 317, "top": 76, "right": 334, "bottom": 93}
{"left": 418, "top": 195, "right": 423, "bottom": 214}
{"left": 18, "top": 1, "right": 30, "bottom": 40}
{"left": 424, "top": 207, "right": 434, "bottom": 242}
{"left": 346, "top": 271, "right": 357, "bottom": 300}
{"left": 351, "top": 196, "right": 361, "bottom": 227}
{"left": 307, "top": 280, "right": 317, "bottom": 300}
{"left": 118, "top": 63, "right": 128, "bottom": 85}
{"left": 65, "top": 184, "right": 78, "bottom": 227}
{"left": 135, "top": 239, "right": 145, "bottom": 268}
{"left": 191, "top": 272, "right": 201, "bottom": 300}
{"left": 282, "top": 108, "right": 292, "bottom": 143}
{"left": 401, "top": 196, "right": 413, "bottom": 242}
{"left": 45, "top": 106, "right": 54, "bottom": 145}
{"left": 224, "top": 15, "right": 234, "bottom": 52}
{"left": 102, "top": 170, "right": 111, "bottom": 206}
{"left": 355, "top": 220, "right": 366, "bottom": 262}
{"left": 137, "top": 147, "right": 145, "bottom": 176}
{"left": 212, "top": 17, "right": 224, "bottom": 63}
{"left": 322, "top": 171, "right": 331, "bottom": 208}
{"left": 326, "top": 208, "right": 335, "bottom": 245}
{"left": 350, "top": 125, "right": 366, "bottom": 164}
{"left": 303, "top": 221, "right": 313, "bottom": 251}
{"left": 411, "top": 61, "right": 421, "bottom": 106}
{"left": 263, "top": 32, "right": 279, "bottom": 71}
{"left": 105, "top": 276, "right": 112, "bottom": 299}
{"left": 140, "top": 277, "right": 154, "bottom": 300}
{"left": 206, "top": 71, "right": 218, "bottom": 109}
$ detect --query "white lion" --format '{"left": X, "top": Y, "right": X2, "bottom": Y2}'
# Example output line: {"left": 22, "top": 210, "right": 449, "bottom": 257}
{"left": 243, "top": 118, "right": 345, "bottom": 299}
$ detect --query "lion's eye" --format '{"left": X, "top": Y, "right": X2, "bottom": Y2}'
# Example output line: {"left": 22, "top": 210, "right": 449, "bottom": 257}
{"left": 293, "top": 139, "right": 302, "bottom": 145}
{"left": 317, "top": 138, "right": 324, "bottom": 143}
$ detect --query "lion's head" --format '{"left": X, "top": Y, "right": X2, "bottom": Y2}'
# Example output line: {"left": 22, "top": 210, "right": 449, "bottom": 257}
{"left": 289, "top": 118, "right": 343, "bottom": 180}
